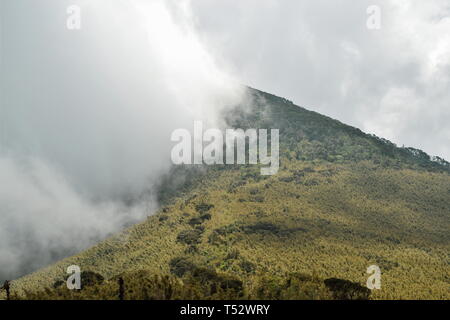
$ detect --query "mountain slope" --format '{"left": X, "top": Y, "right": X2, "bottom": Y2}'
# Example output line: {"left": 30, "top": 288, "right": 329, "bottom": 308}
{"left": 7, "top": 88, "right": 450, "bottom": 300}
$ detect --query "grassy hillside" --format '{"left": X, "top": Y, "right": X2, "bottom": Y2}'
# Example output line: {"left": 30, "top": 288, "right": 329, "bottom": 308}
{"left": 5, "top": 88, "right": 450, "bottom": 300}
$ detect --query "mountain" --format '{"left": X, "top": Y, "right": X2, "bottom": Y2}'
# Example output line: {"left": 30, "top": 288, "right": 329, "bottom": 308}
{"left": 5, "top": 88, "right": 450, "bottom": 300}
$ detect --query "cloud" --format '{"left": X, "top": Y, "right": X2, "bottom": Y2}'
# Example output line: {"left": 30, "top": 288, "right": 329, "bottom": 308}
{"left": 189, "top": 0, "right": 450, "bottom": 160}
{"left": 0, "top": 0, "right": 242, "bottom": 280}
{"left": 0, "top": 156, "right": 149, "bottom": 280}
{"left": 1, "top": 0, "right": 449, "bottom": 282}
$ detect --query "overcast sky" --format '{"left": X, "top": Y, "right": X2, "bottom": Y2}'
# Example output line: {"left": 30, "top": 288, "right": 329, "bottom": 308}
{"left": 0, "top": 0, "right": 449, "bottom": 280}
{"left": 188, "top": 0, "right": 450, "bottom": 160}
{"left": 0, "top": 0, "right": 241, "bottom": 280}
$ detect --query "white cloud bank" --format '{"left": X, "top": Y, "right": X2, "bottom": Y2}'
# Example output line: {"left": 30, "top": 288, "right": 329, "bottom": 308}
{"left": 189, "top": 0, "right": 450, "bottom": 160}
{"left": 1, "top": 0, "right": 449, "bottom": 281}
{"left": 0, "top": 0, "right": 242, "bottom": 280}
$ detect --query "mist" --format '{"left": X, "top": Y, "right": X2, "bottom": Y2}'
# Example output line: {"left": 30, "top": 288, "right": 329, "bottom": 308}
{"left": 2, "top": 0, "right": 449, "bottom": 283}
{"left": 189, "top": 0, "right": 450, "bottom": 160}
{"left": 0, "top": 0, "right": 242, "bottom": 281}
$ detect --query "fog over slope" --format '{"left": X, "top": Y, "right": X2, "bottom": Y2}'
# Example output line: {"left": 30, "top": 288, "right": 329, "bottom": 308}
{"left": 190, "top": 0, "right": 450, "bottom": 160}
{"left": 0, "top": 0, "right": 242, "bottom": 281}
{"left": 1, "top": 0, "right": 449, "bottom": 282}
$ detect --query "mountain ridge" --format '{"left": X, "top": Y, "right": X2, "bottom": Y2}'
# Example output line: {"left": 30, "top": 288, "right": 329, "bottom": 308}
{"left": 5, "top": 87, "right": 450, "bottom": 300}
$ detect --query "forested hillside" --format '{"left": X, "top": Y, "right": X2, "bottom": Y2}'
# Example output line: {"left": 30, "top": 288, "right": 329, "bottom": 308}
{"left": 5, "top": 88, "right": 449, "bottom": 300}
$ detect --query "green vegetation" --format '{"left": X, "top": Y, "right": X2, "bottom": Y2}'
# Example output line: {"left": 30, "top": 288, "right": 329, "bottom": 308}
{"left": 4, "top": 88, "right": 449, "bottom": 300}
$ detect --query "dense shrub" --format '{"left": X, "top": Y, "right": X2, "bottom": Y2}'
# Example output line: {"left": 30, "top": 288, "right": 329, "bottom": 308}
{"left": 195, "top": 203, "right": 214, "bottom": 214}
{"left": 176, "top": 229, "right": 204, "bottom": 245}
{"left": 169, "top": 257, "right": 197, "bottom": 277}
{"left": 324, "top": 278, "right": 371, "bottom": 300}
